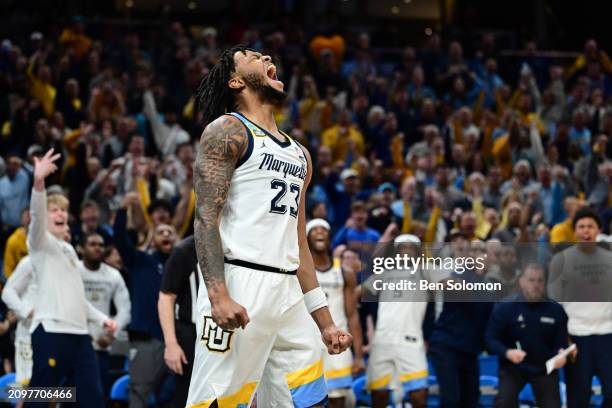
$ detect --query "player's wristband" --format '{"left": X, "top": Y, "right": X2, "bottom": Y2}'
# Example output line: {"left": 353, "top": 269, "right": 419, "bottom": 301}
{"left": 304, "top": 287, "right": 328, "bottom": 314}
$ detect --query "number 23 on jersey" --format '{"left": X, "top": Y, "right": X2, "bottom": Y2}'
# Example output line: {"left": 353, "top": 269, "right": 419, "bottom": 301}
{"left": 269, "top": 179, "right": 300, "bottom": 217}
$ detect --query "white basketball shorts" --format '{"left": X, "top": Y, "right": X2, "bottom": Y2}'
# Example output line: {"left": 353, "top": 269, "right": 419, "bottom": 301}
{"left": 186, "top": 264, "right": 326, "bottom": 408}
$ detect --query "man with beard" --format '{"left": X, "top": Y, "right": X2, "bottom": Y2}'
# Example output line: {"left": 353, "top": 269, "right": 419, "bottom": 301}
{"left": 307, "top": 219, "right": 364, "bottom": 408}
{"left": 187, "top": 45, "right": 351, "bottom": 408}
{"left": 79, "top": 233, "right": 131, "bottom": 395}
{"left": 113, "top": 197, "right": 177, "bottom": 408}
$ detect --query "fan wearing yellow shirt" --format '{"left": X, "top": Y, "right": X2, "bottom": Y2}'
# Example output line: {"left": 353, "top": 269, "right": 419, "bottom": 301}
{"left": 321, "top": 109, "right": 365, "bottom": 162}
{"left": 3, "top": 208, "right": 30, "bottom": 278}
{"left": 550, "top": 197, "right": 585, "bottom": 244}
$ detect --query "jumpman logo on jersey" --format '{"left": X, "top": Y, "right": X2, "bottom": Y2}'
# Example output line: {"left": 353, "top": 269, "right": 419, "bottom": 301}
{"left": 261, "top": 140, "right": 266, "bottom": 148}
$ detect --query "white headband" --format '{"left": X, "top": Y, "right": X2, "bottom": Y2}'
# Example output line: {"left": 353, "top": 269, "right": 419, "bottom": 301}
{"left": 306, "top": 218, "right": 331, "bottom": 236}
{"left": 394, "top": 234, "right": 421, "bottom": 244}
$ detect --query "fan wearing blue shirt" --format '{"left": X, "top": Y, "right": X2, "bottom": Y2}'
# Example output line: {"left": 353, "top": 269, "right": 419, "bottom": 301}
{"left": 332, "top": 201, "right": 381, "bottom": 252}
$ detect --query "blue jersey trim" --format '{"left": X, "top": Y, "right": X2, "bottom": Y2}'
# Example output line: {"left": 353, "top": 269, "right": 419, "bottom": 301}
{"left": 233, "top": 111, "right": 291, "bottom": 148}
{"left": 226, "top": 113, "right": 254, "bottom": 168}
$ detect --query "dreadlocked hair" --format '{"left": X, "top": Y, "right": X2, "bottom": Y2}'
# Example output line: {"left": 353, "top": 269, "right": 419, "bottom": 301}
{"left": 195, "top": 44, "right": 255, "bottom": 127}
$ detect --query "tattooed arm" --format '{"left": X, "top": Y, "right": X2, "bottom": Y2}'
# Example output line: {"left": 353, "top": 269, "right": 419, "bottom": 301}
{"left": 194, "top": 115, "right": 250, "bottom": 330}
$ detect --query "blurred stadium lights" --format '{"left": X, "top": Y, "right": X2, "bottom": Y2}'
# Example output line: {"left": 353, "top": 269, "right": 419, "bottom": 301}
{"left": 111, "top": 0, "right": 440, "bottom": 20}
{"left": 367, "top": 0, "right": 440, "bottom": 19}
{"left": 114, "top": 0, "right": 225, "bottom": 13}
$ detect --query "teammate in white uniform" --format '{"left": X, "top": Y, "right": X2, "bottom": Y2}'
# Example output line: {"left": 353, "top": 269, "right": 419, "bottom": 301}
{"left": 306, "top": 218, "right": 364, "bottom": 407}
{"left": 2, "top": 255, "right": 36, "bottom": 385}
{"left": 362, "top": 234, "right": 444, "bottom": 408}
{"left": 187, "top": 45, "right": 351, "bottom": 408}
{"left": 79, "top": 232, "right": 131, "bottom": 393}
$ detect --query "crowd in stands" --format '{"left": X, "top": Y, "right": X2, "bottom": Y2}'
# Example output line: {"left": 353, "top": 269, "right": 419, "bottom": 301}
{"left": 0, "top": 14, "right": 611, "bottom": 405}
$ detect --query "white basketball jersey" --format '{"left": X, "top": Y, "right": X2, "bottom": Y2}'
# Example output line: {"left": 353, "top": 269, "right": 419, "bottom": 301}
{"left": 371, "top": 267, "right": 439, "bottom": 346}
{"left": 316, "top": 259, "right": 348, "bottom": 331}
{"left": 219, "top": 112, "right": 307, "bottom": 271}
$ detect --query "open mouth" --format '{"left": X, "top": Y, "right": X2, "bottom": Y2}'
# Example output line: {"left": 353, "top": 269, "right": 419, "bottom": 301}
{"left": 266, "top": 65, "right": 278, "bottom": 81}
{"left": 313, "top": 235, "right": 328, "bottom": 247}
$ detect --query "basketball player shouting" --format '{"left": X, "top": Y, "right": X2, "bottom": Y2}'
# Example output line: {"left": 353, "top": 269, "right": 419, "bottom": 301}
{"left": 187, "top": 45, "right": 352, "bottom": 408}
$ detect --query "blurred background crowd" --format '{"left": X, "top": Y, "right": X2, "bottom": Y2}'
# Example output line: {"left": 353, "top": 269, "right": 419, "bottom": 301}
{"left": 0, "top": 0, "right": 611, "bottom": 405}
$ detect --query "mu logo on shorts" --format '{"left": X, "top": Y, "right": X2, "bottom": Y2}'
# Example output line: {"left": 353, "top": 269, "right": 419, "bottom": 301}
{"left": 201, "top": 315, "right": 234, "bottom": 353}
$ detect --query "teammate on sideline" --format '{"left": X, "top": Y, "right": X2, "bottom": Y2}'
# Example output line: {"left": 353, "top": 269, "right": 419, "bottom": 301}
{"left": 2, "top": 255, "right": 36, "bottom": 387}
{"left": 187, "top": 45, "right": 352, "bottom": 408}
{"left": 361, "top": 234, "right": 436, "bottom": 408}
{"left": 548, "top": 207, "right": 612, "bottom": 407}
{"left": 25, "top": 149, "right": 117, "bottom": 408}
{"left": 79, "top": 232, "right": 132, "bottom": 395}
{"left": 306, "top": 218, "right": 364, "bottom": 408}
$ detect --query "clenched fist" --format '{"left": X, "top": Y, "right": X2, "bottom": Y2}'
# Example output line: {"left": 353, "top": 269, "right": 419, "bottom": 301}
{"left": 321, "top": 325, "right": 352, "bottom": 355}
{"left": 211, "top": 295, "right": 250, "bottom": 330}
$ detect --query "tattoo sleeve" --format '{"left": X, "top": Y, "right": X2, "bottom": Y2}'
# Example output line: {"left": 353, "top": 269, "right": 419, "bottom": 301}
{"left": 194, "top": 116, "right": 248, "bottom": 296}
